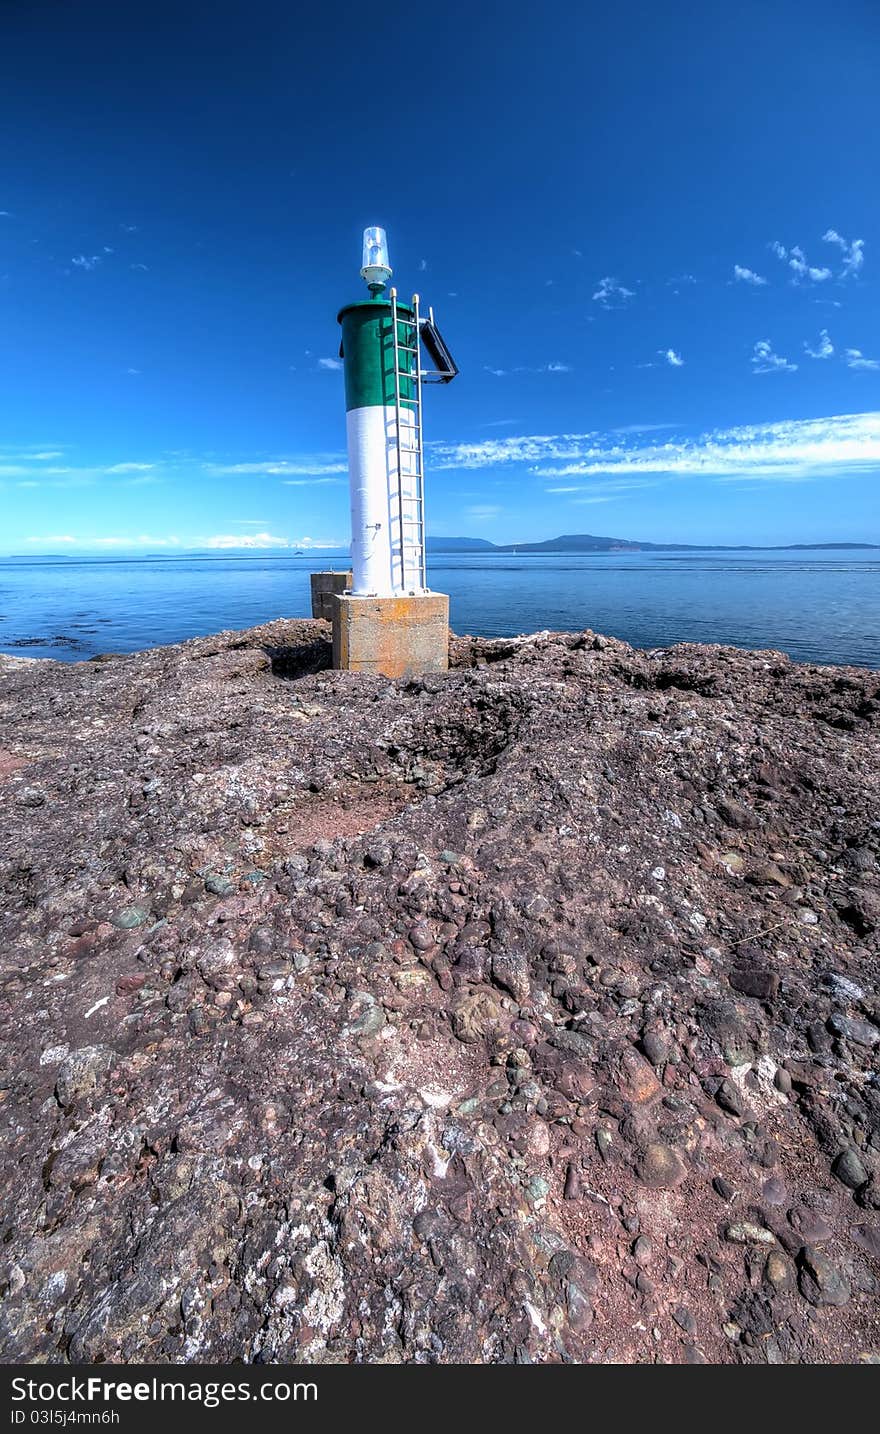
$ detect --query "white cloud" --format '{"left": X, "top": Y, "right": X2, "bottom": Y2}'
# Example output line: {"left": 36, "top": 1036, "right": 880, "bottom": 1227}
{"left": 464, "top": 505, "right": 501, "bottom": 519}
{"left": 592, "top": 276, "right": 634, "bottom": 307}
{"left": 769, "top": 240, "right": 830, "bottom": 284}
{"left": 206, "top": 459, "right": 347, "bottom": 476}
{"left": 846, "top": 349, "right": 880, "bottom": 371}
{"left": 71, "top": 254, "right": 102, "bottom": 271}
{"left": 105, "top": 462, "right": 154, "bottom": 473}
{"left": 752, "top": 340, "right": 798, "bottom": 374}
{"left": 431, "top": 411, "right": 880, "bottom": 484}
{"left": 317, "top": 356, "right": 342, "bottom": 371}
{"left": 804, "top": 329, "right": 834, "bottom": 360}
{"left": 23, "top": 532, "right": 341, "bottom": 551}
{"left": 202, "top": 532, "right": 292, "bottom": 548}
{"left": 787, "top": 246, "right": 831, "bottom": 284}
{"left": 508, "top": 362, "right": 573, "bottom": 375}
{"left": 484, "top": 366, "right": 507, "bottom": 377}
{"left": 822, "top": 229, "right": 865, "bottom": 278}
{"left": 733, "top": 265, "right": 767, "bottom": 286}
{"left": 418, "top": 258, "right": 427, "bottom": 271}
{"left": 202, "top": 533, "right": 341, "bottom": 549}
{"left": 661, "top": 348, "right": 684, "bottom": 367}
{"left": 28, "top": 534, "right": 181, "bottom": 548}
{"left": 281, "top": 477, "right": 344, "bottom": 487}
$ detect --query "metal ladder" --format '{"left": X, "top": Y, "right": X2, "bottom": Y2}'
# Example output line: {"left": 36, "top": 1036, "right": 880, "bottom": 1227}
{"left": 389, "top": 288, "right": 426, "bottom": 592}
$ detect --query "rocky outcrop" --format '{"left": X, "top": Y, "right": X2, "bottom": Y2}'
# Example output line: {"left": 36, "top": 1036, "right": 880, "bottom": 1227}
{"left": 0, "top": 619, "right": 878, "bottom": 1364}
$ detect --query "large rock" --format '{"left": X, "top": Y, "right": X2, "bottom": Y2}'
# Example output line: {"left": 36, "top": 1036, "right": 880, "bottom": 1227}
{"left": 0, "top": 618, "right": 878, "bottom": 1365}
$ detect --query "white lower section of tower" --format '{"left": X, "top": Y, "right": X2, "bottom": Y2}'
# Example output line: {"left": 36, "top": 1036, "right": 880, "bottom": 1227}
{"left": 346, "top": 404, "right": 425, "bottom": 596}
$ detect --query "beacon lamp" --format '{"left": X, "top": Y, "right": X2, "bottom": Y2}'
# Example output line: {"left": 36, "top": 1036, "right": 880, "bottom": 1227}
{"left": 360, "top": 225, "right": 392, "bottom": 293}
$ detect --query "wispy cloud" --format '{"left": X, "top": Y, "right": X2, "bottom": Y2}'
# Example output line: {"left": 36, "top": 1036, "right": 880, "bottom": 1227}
{"left": 592, "top": 276, "right": 634, "bottom": 307}
{"left": 845, "top": 349, "right": 880, "bottom": 372}
{"left": 281, "top": 477, "right": 344, "bottom": 487}
{"left": 804, "top": 329, "right": 834, "bottom": 360}
{"left": 660, "top": 348, "right": 684, "bottom": 367}
{"left": 23, "top": 531, "right": 342, "bottom": 551}
{"left": 485, "top": 362, "right": 572, "bottom": 377}
{"left": 431, "top": 411, "right": 880, "bottom": 484}
{"left": 205, "top": 459, "right": 347, "bottom": 477}
{"left": 201, "top": 533, "right": 340, "bottom": 549}
{"left": 464, "top": 505, "right": 501, "bottom": 519}
{"left": 752, "top": 339, "right": 798, "bottom": 374}
{"left": 317, "top": 357, "right": 342, "bottom": 371}
{"left": 733, "top": 265, "right": 767, "bottom": 286}
{"left": 71, "top": 254, "right": 102, "bottom": 272}
{"left": 27, "top": 534, "right": 181, "bottom": 548}
{"left": 822, "top": 229, "right": 865, "bottom": 278}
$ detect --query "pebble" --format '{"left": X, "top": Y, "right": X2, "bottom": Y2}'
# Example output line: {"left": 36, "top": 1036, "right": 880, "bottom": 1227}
{"left": 765, "top": 1250, "right": 794, "bottom": 1293}
{"left": 563, "top": 1164, "right": 581, "bottom": 1200}
{"left": 525, "top": 1176, "right": 550, "bottom": 1205}
{"left": 636, "top": 1141, "right": 685, "bottom": 1189}
{"left": 111, "top": 905, "right": 149, "bottom": 929}
{"left": 633, "top": 1235, "right": 653, "bottom": 1266}
{"left": 828, "top": 1013, "right": 880, "bottom": 1049}
{"left": 205, "top": 874, "right": 236, "bottom": 896}
{"left": 797, "top": 1246, "right": 851, "bottom": 1307}
{"left": 715, "top": 1078, "right": 744, "bottom": 1117}
{"left": 833, "top": 1147, "right": 868, "bottom": 1191}
{"left": 788, "top": 1206, "right": 833, "bottom": 1244}
{"left": 725, "top": 1222, "right": 776, "bottom": 1245}
{"left": 713, "top": 1175, "right": 736, "bottom": 1201}
{"left": 55, "top": 1046, "right": 112, "bottom": 1106}
{"left": 640, "top": 1028, "right": 670, "bottom": 1067}
{"left": 823, "top": 972, "right": 865, "bottom": 1003}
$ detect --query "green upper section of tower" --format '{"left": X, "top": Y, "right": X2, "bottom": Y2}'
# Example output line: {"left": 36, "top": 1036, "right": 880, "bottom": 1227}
{"left": 337, "top": 299, "right": 416, "bottom": 411}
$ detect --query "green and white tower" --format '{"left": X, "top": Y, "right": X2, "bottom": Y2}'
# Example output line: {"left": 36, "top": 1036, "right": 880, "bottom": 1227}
{"left": 329, "top": 226, "right": 457, "bottom": 678}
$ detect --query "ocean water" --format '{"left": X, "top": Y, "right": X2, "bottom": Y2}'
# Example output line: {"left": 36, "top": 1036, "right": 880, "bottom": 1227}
{"left": 0, "top": 549, "right": 877, "bottom": 669}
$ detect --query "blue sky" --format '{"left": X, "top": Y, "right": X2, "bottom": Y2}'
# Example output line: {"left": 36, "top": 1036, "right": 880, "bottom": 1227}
{"left": 1, "top": 0, "right": 879, "bottom": 551}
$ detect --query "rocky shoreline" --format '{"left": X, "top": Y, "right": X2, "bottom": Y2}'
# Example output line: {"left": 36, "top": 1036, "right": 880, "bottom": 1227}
{"left": 0, "top": 618, "right": 878, "bottom": 1364}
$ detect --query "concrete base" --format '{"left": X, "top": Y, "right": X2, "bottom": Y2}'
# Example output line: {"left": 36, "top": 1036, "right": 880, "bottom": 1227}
{"left": 310, "top": 570, "right": 353, "bottom": 622}
{"left": 332, "top": 592, "right": 449, "bottom": 679}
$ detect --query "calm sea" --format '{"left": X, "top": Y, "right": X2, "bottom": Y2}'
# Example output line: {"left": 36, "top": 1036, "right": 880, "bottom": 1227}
{"left": 0, "top": 550, "right": 877, "bottom": 669}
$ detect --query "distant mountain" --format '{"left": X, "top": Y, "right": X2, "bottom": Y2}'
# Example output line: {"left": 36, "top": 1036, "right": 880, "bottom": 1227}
{"left": 491, "top": 533, "right": 880, "bottom": 553}
{"left": 425, "top": 536, "right": 498, "bottom": 552}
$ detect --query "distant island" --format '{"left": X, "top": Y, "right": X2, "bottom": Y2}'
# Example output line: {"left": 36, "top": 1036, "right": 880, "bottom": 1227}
{"left": 426, "top": 533, "right": 880, "bottom": 553}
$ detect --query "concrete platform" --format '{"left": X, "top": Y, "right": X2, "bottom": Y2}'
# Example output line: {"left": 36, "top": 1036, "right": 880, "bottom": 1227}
{"left": 332, "top": 592, "right": 449, "bottom": 679}
{"left": 310, "top": 570, "right": 353, "bottom": 621}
